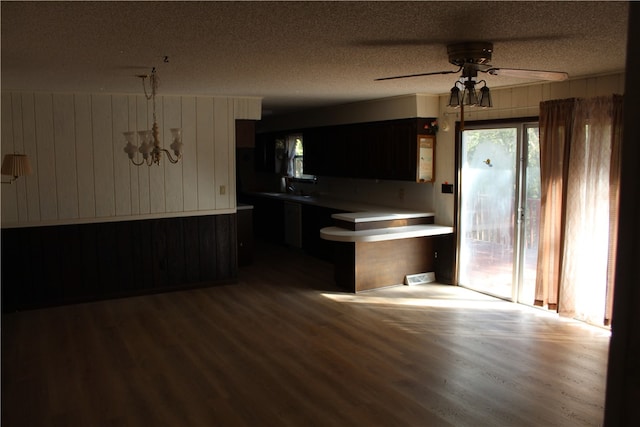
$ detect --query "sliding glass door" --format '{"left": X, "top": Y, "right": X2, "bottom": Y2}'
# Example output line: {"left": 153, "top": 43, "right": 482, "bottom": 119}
{"left": 458, "top": 123, "right": 540, "bottom": 304}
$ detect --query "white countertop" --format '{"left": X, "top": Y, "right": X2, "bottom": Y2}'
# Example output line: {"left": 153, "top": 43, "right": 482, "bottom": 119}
{"left": 247, "top": 192, "right": 434, "bottom": 217}
{"left": 320, "top": 224, "right": 454, "bottom": 243}
{"left": 332, "top": 211, "right": 434, "bottom": 223}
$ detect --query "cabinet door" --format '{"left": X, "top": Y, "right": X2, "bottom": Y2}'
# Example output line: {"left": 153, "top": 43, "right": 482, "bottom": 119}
{"left": 244, "top": 195, "right": 284, "bottom": 244}
{"left": 417, "top": 134, "right": 435, "bottom": 182}
{"left": 360, "top": 122, "right": 382, "bottom": 179}
{"left": 342, "top": 124, "right": 363, "bottom": 178}
{"left": 254, "top": 133, "right": 276, "bottom": 173}
{"left": 235, "top": 120, "right": 255, "bottom": 148}
{"left": 300, "top": 118, "right": 436, "bottom": 182}
{"left": 301, "top": 204, "right": 345, "bottom": 261}
{"left": 391, "top": 120, "right": 418, "bottom": 180}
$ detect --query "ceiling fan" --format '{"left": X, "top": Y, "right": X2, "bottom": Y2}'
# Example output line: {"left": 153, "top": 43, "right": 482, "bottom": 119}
{"left": 376, "top": 41, "right": 568, "bottom": 129}
{"left": 375, "top": 41, "right": 569, "bottom": 83}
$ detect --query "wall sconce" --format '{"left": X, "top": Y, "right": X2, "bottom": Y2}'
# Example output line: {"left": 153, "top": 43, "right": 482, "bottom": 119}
{"left": 1, "top": 153, "right": 32, "bottom": 184}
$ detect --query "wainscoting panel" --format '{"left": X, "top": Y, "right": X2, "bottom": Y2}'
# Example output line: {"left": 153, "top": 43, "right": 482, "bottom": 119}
{"left": 75, "top": 94, "right": 97, "bottom": 219}
{"left": 163, "top": 95, "right": 185, "bottom": 213}
{"left": 112, "top": 94, "right": 132, "bottom": 217}
{"left": 196, "top": 97, "right": 216, "bottom": 211}
{"left": 181, "top": 97, "right": 199, "bottom": 212}
{"left": 34, "top": 93, "right": 58, "bottom": 221}
{"left": 53, "top": 94, "right": 80, "bottom": 220}
{"left": 1, "top": 213, "right": 238, "bottom": 312}
{"left": 92, "top": 94, "right": 116, "bottom": 218}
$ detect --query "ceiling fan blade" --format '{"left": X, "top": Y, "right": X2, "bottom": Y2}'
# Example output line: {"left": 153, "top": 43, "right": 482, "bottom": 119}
{"left": 487, "top": 68, "right": 568, "bottom": 81}
{"left": 375, "top": 67, "right": 461, "bottom": 81}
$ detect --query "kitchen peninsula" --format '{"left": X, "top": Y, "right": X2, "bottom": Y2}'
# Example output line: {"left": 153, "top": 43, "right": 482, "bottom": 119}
{"left": 243, "top": 192, "right": 454, "bottom": 292}
{"left": 321, "top": 212, "right": 453, "bottom": 292}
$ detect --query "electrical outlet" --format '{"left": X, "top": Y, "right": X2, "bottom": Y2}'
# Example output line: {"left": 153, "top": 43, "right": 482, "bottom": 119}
{"left": 220, "top": 185, "right": 226, "bottom": 195}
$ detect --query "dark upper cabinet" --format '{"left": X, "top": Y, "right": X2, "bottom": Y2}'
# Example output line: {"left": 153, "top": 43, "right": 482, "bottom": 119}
{"left": 255, "top": 132, "right": 276, "bottom": 173}
{"left": 302, "top": 118, "right": 434, "bottom": 181}
{"left": 303, "top": 126, "right": 329, "bottom": 176}
{"left": 390, "top": 119, "right": 418, "bottom": 181}
{"left": 262, "top": 118, "right": 436, "bottom": 182}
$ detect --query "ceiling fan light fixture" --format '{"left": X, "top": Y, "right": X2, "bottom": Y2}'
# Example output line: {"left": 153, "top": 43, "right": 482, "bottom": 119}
{"left": 478, "top": 85, "right": 493, "bottom": 108}
{"left": 448, "top": 84, "right": 462, "bottom": 108}
{"left": 463, "top": 83, "right": 479, "bottom": 106}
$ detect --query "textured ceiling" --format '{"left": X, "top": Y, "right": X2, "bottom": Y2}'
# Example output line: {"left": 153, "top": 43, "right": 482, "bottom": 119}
{"left": 1, "top": 1, "right": 629, "bottom": 117}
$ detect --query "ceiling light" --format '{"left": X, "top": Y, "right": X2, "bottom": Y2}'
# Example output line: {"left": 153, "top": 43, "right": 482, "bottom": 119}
{"left": 447, "top": 77, "right": 491, "bottom": 109}
{"left": 448, "top": 85, "right": 461, "bottom": 108}
{"left": 123, "top": 67, "right": 183, "bottom": 166}
{"left": 478, "top": 83, "right": 492, "bottom": 108}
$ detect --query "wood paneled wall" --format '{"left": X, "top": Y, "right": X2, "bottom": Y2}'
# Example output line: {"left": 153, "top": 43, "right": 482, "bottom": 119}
{"left": 1, "top": 213, "right": 237, "bottom": 312}
{"left": 1, "top": 92, "right": 261, "bottom": 227}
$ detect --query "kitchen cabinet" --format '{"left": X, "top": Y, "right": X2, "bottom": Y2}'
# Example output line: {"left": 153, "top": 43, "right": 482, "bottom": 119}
{"left": 254, "top": 132, "right": 278, "bottom": 173}
{"left": 239, "top": 194, "right": 346, "bottom": 261}
{"left": 301, "top": 204, "right": 346, "bottom": 261}
{"left": 284, "top": 201, "right": 302, "bottom": 248}
{"left": 301, "top": 118, "right": 436, "bottom": 181}
{"left": 417, "top": 134, "right": 435, "bottom": 183}
{"left": 236, "top": 120, "right": 256, "bottom": 148}
{"left": 242, "top": 194, "right": 285, "bottom": 244}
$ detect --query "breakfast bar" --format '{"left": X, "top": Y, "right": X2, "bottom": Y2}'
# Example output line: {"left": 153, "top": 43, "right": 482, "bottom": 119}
{"left": 321, "top": 212, "right": 454, "bottom": 292}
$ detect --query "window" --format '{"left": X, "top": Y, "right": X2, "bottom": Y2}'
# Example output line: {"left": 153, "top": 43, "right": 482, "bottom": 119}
{"left": 276, "top": 133, "right": 314, "bottom": 181}
{"left": 290, "top": 135, "right": 304, "bottom": 178}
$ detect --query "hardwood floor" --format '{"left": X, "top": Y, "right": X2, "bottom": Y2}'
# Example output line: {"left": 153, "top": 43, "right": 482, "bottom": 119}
{"left": 1, "top": 240, "right": 610, "bottom": 426}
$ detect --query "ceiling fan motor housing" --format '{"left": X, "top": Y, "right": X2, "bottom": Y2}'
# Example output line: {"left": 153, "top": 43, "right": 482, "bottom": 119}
{"left": 447, "top": 42, "right": 494, "bottom": 66}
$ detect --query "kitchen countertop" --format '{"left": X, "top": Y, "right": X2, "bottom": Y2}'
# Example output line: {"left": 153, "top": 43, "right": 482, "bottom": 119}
{"left": 246, "top": 191, "right": 453, "bottom": 243}
{"left": 320, "top": 224, "right": 454, "bottom": 243}
{"left": 332, "top": 211, "right": 434, "bottom": 223}
{"left": 245, "top": 192, "right": 435, "bottom": 217}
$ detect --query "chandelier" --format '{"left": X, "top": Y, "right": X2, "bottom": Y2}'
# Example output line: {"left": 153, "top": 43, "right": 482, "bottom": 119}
{"left": 123, "top": 67, "right": 183, "bottom": 166}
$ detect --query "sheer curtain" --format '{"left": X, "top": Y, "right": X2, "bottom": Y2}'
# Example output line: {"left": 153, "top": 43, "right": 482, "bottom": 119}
{"left": 536, "top": 95, "right": 623, "bottom": 325}
{"left": 285, "top": 135, "right": 298, "bottom": 177}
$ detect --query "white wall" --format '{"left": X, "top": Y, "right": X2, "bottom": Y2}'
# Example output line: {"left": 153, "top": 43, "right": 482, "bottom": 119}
{"left": 1, "top": 92, "right": 261, "bottom": 227}
{"left": 433, "top": 73, "right": 625, "bottom": 226}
